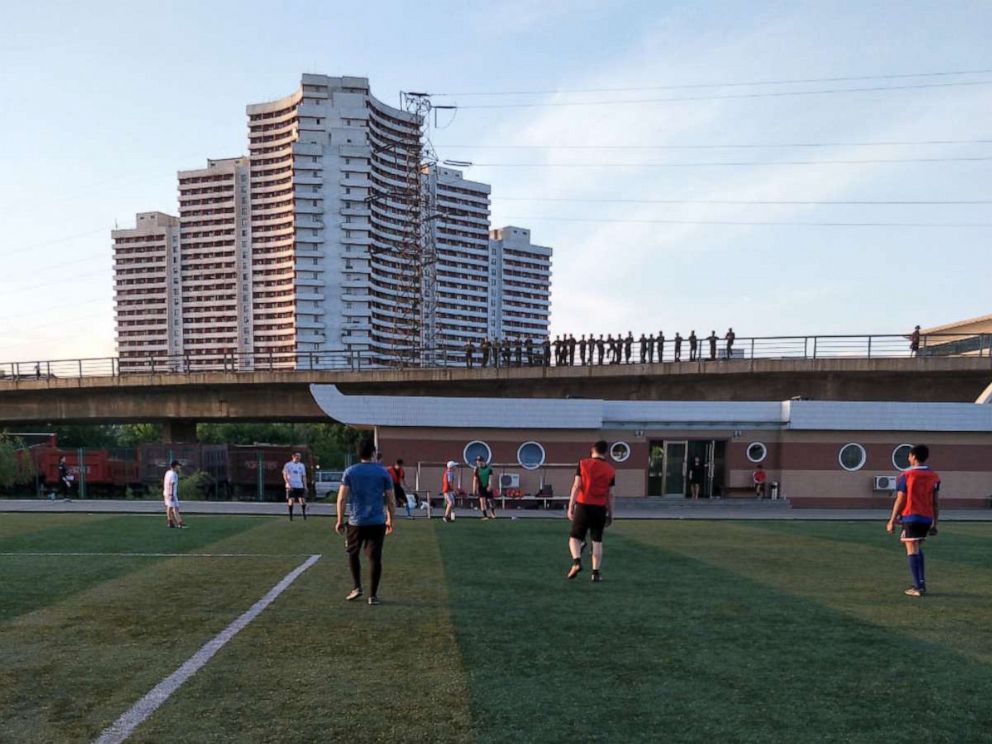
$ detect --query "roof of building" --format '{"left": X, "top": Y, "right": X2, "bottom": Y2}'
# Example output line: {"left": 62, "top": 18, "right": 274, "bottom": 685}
{"left": 311, "top": 385, "right": 992, "bottom": 433}
{"left": 922, "top": 312, "right": 992, "bottom": 334}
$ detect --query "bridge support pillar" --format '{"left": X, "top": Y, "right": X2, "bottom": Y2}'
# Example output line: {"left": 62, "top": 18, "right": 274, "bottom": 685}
{"left": 162, "top": 419, "right": 198, "bottom": 443}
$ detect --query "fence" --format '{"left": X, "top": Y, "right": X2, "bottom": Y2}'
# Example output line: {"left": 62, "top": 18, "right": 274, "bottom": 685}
{"left": 1, "top": 333, "right": 990, "bottom": 380}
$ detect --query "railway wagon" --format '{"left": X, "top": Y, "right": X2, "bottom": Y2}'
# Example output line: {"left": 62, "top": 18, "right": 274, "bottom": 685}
{"left": 226, "top": 444, "right": 315, "bottom": 500}
{"left": 29, "top": 446, "right": 142, "bottom": 497}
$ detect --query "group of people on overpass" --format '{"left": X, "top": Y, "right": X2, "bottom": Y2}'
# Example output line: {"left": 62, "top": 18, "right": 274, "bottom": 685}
{"left": 464, "top": 328, "right": 738, "bottom": 368}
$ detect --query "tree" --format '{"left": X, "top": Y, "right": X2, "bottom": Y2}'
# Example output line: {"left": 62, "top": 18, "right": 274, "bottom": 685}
{"left": 196, "top": 422, "right": 362, "bottom": 468}
{"left": 0, "top": 436, "right": 35, "bottom": 489}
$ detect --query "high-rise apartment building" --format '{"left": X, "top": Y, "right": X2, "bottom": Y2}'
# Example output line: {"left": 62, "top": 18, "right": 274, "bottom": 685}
{"left": 112, "top": 212, "right": 181, "bottom": 371}
{"left": 113, "top": 74, "right": 552, "bottom": 370}
{"left": 177, "top": 157, "right": 252, "bottom": 365}
{"left": 488, "top": 226, "right": 553, "bottom": 340}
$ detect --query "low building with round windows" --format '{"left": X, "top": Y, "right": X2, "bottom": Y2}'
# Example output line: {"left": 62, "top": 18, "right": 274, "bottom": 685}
{"left": 312, "top": 385, "right": 992, "bottom": 508}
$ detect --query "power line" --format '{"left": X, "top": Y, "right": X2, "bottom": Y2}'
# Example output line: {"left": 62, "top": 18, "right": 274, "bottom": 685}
{"left": 0, "top": 229, "right": 107, "bottom": 259}
{"left": 494, "top": 196, "right": 992, "bottom": 206}
{"left": 433, "top": 67, "right": 992, "bottom": 96}
{"left": 440, "top": 138, "right": 992, "bottom": 151}
{"left": 500, "top": 216, "right": 992, "bottom": 227}
{"left": 455, "top": 80, "right": 992, "bottom": 109}
{"left": 465, "top": 155, "right": 992, "bottom": 167}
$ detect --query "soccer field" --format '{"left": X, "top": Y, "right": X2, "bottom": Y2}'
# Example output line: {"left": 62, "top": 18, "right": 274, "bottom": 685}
{"left": 2, "top": 514, "right": 991, "bottom": 743}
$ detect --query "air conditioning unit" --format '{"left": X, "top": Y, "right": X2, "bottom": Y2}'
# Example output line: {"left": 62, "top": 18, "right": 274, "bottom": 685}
{"left": 500, "top": 473, "right": 520, "bottom": 489}
{"left": 873, "top": 475, "right": 898, "bottom": 491}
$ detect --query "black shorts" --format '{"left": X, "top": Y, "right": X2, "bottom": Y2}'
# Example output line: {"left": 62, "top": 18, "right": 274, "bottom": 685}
{"left": 393, "top": 483, "right": 407, "bottom": 503}
{"left": 900, "top": 521, "right": 932, "bottom": 542}
{"left": 478, "top": 486, "right": 493, "bottom": 499}
{"left": 287, "top": 487, "right": 306, "bottom": 501}
{"left": 346, "top": 524, "right": 387, "bottom": 557}
{"left": 570, "top": 503, "right": 607, "bottom": 543}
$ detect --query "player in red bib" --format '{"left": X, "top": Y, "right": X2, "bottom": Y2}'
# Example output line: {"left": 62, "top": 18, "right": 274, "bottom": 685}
{"left": 566, "top": 440, "right": 616, "bottom": 582}
{"left": 886, "top": 444, "right": 940, "bottom": 597}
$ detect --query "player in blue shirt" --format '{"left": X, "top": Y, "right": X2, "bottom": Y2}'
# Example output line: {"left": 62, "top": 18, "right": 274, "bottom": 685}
{"left": 335, "top": 439, "right": 395, "bottom": 605}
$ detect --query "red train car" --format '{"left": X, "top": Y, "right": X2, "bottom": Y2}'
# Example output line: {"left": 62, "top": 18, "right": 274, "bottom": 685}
{"left": 28, "top": 446, "right": 141, "bottom": 497}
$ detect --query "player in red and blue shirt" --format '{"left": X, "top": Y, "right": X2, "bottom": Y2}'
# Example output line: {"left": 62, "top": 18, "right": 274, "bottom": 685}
{"left": 886, "top": 444, "right": 940, "bottom": 597}
{"left": 566, "top": 440, "right": 616, "bottom": 582}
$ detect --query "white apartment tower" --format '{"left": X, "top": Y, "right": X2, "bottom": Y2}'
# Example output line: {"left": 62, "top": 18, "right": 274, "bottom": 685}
{"left": 488, "top": 227, "right": 552, "bottom": 340}
{"left": 176, "top": 157, "right": 252, "bottom": 365}
{"left": 114, "top": 74, "right": 552, "bottom": 369}
{"left": 112, "top": 212, "right": 181, "bottom": 371}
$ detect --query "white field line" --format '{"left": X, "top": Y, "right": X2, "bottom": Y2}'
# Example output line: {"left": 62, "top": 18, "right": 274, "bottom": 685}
{"left": 0, "top": 552, "right": 315, "bottom": 558}
{"left": 93, "top": 553, "right": 322, "bottom": 744}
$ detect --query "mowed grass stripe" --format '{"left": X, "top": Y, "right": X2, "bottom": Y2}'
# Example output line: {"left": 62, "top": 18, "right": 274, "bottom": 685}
{"left": 0, "top": 518, "right": 307, "bottom": 743}
{"left": 627, "top": 521, "right": 992, "bottom": 665}
{"left": 0, "top": 512, "right": 117, "bottom": 539}
{"left": 128, "top": 519, "right": 475, "bottom": 744}
{"left": 755, "top": 519, "right": 992, "bottom": 571}
{"left": 0, "top": 516, "right": 265, "bottom": 623}
{"left": 438, "top": 520, "right": 991, "bottom": 744}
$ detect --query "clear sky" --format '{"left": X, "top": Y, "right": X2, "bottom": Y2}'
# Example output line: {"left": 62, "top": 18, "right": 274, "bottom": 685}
{"left": 1, "top": 0, "right": 990, "bottom": 362}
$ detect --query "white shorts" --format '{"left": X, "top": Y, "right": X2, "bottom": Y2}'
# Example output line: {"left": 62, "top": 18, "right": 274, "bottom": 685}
{"left": 164, "top": 497, "right": 180, "bottom": 509}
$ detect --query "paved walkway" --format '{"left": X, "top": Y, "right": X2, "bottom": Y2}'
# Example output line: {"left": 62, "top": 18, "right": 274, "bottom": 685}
{"left": 2, "top": 498, "right": 990, "bottom": 521}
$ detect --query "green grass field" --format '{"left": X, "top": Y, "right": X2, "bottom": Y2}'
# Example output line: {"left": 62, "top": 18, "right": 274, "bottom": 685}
{"left": 1, "top": 514, "right": 991, "bottom": 743}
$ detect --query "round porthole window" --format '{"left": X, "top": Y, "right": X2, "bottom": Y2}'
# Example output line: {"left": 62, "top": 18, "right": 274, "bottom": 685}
{"left": 610, "top": 442, "right": 631, "bottom": 463}
{"left": 892, "top": 444, "right": 914, "bottom": 471}
{"left": 746, "top": 442, "right": 767, "bottom": 463}
{"left": 838, "top": 443, "right": 867, "bottom": 472}
{"left": 463, "top": 440, "right": 492, "bottom": 466}
{"left": 517, "top": 441, "right": 545, "bottom": 470}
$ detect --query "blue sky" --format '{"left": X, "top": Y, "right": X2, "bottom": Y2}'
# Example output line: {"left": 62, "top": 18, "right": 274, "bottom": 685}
{"left": 1, "top": 0, "right": 990, "bottom": 361}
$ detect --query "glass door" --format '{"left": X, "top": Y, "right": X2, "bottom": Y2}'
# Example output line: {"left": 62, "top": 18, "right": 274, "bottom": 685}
{"left": 647, "top": 442, "right": 665, "bottom": 496}
{"left": 663, "top": 441, "right": 688, "bottom": 497}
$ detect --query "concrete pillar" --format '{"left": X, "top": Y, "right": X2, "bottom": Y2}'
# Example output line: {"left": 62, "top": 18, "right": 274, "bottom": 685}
{"left": 162, "top": 419, "right": 198, "bottom": 442}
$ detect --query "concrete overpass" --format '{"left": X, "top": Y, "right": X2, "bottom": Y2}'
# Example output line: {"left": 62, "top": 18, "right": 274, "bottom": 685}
{"left": 1, "top": 357, "right": 989, "bottom": 440}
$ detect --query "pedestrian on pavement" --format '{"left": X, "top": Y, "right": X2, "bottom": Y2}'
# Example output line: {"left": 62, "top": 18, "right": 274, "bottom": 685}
{"left": 688, "top": 456, "right": 705, "bottom": 500}
{"left": 639, "top": 334, "right": 647, "bottom": 363}
{"left": 688, "top": 331, "right": 698, "bottom": 361}
{"left": 597, "top": 334, "right": 606, "bottom": 365}
{"left": 387, "top": 458, "right": 413, "bottom": 519}
{"left": 283, "top": 451, "right": 308, "bottom": 521}
{"left": 57, "top": 456, "right": 72, "bottom": 499}
{"left": 163, "top": 460, "right": 186, "bottom": 528}
{"left": 674, "top": 332, "right": 683, "bottom": 362}
{"left": 336, "top": 439, "right": 394, "bottom": 605}
{"left": 725, "top": 328, "right": 736, "bottom": 359}
{"left": 480, "top": 338, "right": 491, "bottom": 367}
{"left": 657, "top": 331, "right": 665, "bottom": 362}
{"left": 465, "top": 340, "right": 475, "bottom": 368}
{"left": 566, "top": 440, "right": 616, "bottom": 582}
{"left": 910, "top": 325, "right": 922, "bottom": 357}
{"left": 441, "top": 460, "right": 459, "bottom": 522}
{"left": 752, "top": 463, "right": 767, "bottom": 499}
{"left": 708, "top": 330, "right": 718, "bottom": 361}
{"left": 624, "top": 332, "right": 633, "bottom": 363}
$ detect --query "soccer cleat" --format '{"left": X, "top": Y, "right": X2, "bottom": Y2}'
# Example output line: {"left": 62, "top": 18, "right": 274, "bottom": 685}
{"left": 346, "top": 588, "right": 364, "bottom": 601}
{"left": 591, "top": 572, "right": 603, "bottom": 582}
{"left": 368, "top": 596, "right": 380, "bottom": 606}
{"left": 904, "top": 586, "right": 925, "bottom": 597}
{"left": 567, "top": 562, "right": 583, "bottom": 579}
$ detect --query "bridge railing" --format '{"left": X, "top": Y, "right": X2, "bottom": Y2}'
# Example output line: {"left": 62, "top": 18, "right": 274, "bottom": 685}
{"left": 1, "top": 333, "right": 989, "bottom": 380}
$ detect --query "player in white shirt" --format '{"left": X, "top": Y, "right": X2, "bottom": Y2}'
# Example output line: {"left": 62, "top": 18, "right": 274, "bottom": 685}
{"left": 163, "top": 460, "right": 186, "bottom": 528}
{"left": 283, "top": 451, "right": 308, "bottom": 521}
